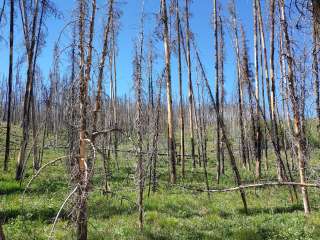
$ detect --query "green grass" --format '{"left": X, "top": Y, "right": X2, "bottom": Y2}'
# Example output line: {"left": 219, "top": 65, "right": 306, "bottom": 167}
{"left": 1, "top": 124, "right": 320, "bottom": 239}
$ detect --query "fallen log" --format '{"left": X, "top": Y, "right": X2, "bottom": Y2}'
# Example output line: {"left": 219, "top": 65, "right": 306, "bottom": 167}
{"left": 180, "top": 182, "right": 320, "bottom": 193}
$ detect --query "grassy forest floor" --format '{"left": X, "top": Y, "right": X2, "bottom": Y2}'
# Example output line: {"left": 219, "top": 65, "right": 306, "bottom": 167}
{"left": 1, "top": 124, "right": 320, "bottom": 239}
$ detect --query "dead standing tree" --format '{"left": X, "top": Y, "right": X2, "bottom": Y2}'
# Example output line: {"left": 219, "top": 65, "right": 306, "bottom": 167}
{"left": 4, "top": 0, "right": 14, "bottom": 171}
{"left": 312, "top": 0, "right": 320, "bottom": 132}
{"left": 175, "top": 0, "right": 186, "bottom": 178}
{"left": 213, "top": 0, "right": 222, "bottom": 183}
{"left": 229, "top": 0, "right": 248, "bottom": 169}
{"left": 240, "top": 26, "right": 258, "bottom": 177}
{"left": 16, "top": 0, "right": 41, "bottom": 180}
{"left": 279, "top": 0, "right": 311, "bottom": 214}
{"left": 256, "top": 0, "right": 285, "bottom": 180}
{"left": 161, "top": 0, "right": 177, "bottom": 184}
{"left": 252, "top": 0, "right": 262, "bottom": 178}
{"left": 92, "top": 0, "right": 113, "bottom": 193}
{"left": 218, "top": 15, "right": 226, "bottom": 175}
{"left": 134, "top": 2, "right": 145, "bottom": 229}
{"left": 133, "top": 43, "right": 145, "bottom": 230}
{"left": 75, "top": 0, "right": 96, "bottom": 238}
{"left": 184, "top": 0, "right": 196, "bottom": 168}
{"left": 193, "top": 40, "right": 248, "bottom": 214}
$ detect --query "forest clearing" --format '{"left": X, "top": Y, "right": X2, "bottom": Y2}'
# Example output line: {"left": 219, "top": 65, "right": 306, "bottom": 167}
{"left": 0, "top": 0, "right": 320, "bottom": 239}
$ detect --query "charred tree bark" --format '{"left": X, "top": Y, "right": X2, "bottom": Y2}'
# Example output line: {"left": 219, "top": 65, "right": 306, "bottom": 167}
{"left": 4, "top": 0, "right": 14, "bottom": 171}
{"left": 240, "top": 26, "right": 257, "bottom": 178}
{"left": 229, "top": 1, "right": 247, "bottom": 169}
{"left": 161, "top": 0, "right": 176, "bottom": 184}
{"left": 92, "top": 0, "right": 113, "bottom": 193}
{"left": 185, "top": 0, "right": 196, "bottom": 168}
{"left": 253, "top": 0, "right": 262, "bottom": 178}
{"left": 312, "top": 0, "right": 320, "bottom": 132}
{"left": 218, "top": 15, "right": 225, "bottom": 175}
{"left": 279, "top": 0, "right": 310, "bottom": 214}
{"left": 213, "top": 0, "right": 221, "bottom": 183}
{"left": 76, "top": 0, "right": 96, "bottom": 238}
{"left": 175, "top": 0, "right": 186, "bottom": 178}
{"left": 16, "top": 0, "right": 40, "bottom": 180}
{"left": 193, "top": 40, "right": 248, "bottom": 214}
{"left": 256, "top": 0, "right": 283, "bottom": 180}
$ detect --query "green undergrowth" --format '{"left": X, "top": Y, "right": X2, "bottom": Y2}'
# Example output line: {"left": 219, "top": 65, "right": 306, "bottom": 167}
{"left": 0, "top": 124, "right": 320, "bottom": 239}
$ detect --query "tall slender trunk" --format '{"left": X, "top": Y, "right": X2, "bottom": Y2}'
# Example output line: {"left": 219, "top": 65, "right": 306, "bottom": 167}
{"left": 279, "top": 0, "right": 310, "bottom": 214}
{"left": 193, "top": 40, "right": 248, "bottom": 213}
{"left": 111, "top": 22, "right": 119, "bottom": 165}
{"left": 196, "top": 79, "right": 210, "bottom": 196}
{"left": 259, "top": 34, "right": 268, "bottom": 171}
{"left": 230, "top": 1, "right": 247, "bottom": 168}
{"left": 93, "top": 0, "right": 113, "bottom": 134}
{"left": 240, "top": 26, "right": 257, "bottom": 176}
{"left": 185, "top": 0, "right": 196, "bottom": 168}
{"left": 253, "top": 0, "right": 261, "bottom": 178}
{"left": 31, "top": 1, "right": 45, "bottom": 170}
{"left": 269, "top": 0, "right": 276, "bottom": 119}
{"left": 218, "top": 15, "right": 225, "bottom": 174}
{"left": 4, "top": 0, "right": 14, "bottom": 171}
{"left": 77, "top": 0, "right": 96, "bottom": 238}
{"left": 213, "top": 0, "right": 221, "bottom": 182}
{"left": 256, "top": 0, "right": 283, "bottom": 180}
{"left": 150, "top": 74, "right": 163, "bottom": 193}
{"left": 134, "top": 43, "right": 145, "bottom": 229}
{"left": 175, "top": 0, "right": 185, "bottom": 178}
{"left": 31, "top": 93, "right": 39, "bottom": 170}
{"left": 161, "top": 0, "right": 176, "bottom": 184}
{"left": 16, "top": 0, "right": 40, "bottom": 180}
{"left": 77, "top": 0, "right": 88, "bottom": 238}
{"left": 312, "top": 0, "right": 320, "bottom": 132}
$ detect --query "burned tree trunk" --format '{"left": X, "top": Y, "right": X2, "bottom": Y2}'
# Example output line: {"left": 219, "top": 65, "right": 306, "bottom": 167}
{"left": 161, "top": 0, "right": 176, "bottom": 184}
{"left": 4, "top": 0, "right": 14, "bottom": 171}
{"left": 253, "top": 0, "right": 262, "bottom": 178}
{"left": 229, "top": 0, "right": 247, "bottom": 169}
{"left": 16, "top": 0, "right": 40, "bottom": 180}
{"left": 218, "top": 15, "right": 225, "bottom": 175}
{"left": 213, "top": 0, "right": 221, "bottom": 182}
{"left": 279, "top": 0, "right": 310, "bottom": 214}
{"left": 175, "top": 0, "right": 186, "bottom": 178}
{"left": 134, "top": 45, "right": 145, "bottom": 230}
{"left": 193, "top": 40, "right": 248, "bottom": 214}
{"left": 76, "top": 0, "right": 96, "bottom": 238}
{"left": 185, "top": 0, "right": 196, "bottom": 168}
{"left": 256, "top": 0, "right": 283, "bottom": 180}
{"left": 312, "top": 0, "right": 320, "bottom": 132}
{"left": 92, "top": 0, "right": 113, "bottom": 193}
{"left": 240, "top": 26, "right": 257, "bottom": 177}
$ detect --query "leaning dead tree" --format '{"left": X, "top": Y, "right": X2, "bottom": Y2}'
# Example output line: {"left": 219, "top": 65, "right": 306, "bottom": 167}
{"left": 3, "top": 0, "right": 320, "bottom": 237}
{"left": 16, "top": 0, "right": 42, "bottom": 180}
{"left": 279, "top": 0, "right": 311, "bottom": 214}
{"left": 92, "top": 0, "right": 114, "bottom": 193}
{"left": 193, "top": 40, "right": 248, "bottom": 214}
